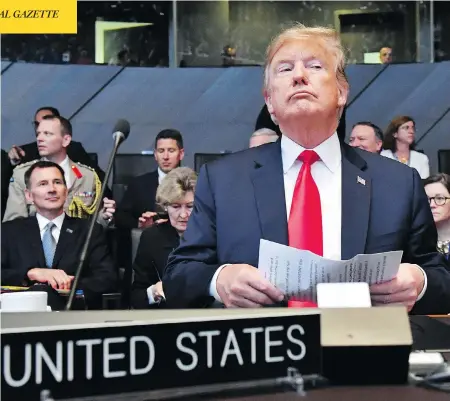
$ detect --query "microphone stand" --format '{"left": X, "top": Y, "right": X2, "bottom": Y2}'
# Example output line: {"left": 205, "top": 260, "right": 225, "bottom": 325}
{"left": 65, "top": 133, "right": 124, "bottom": 310}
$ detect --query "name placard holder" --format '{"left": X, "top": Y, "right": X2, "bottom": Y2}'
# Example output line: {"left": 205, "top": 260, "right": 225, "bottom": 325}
{"left": 1, "top": 309, "right": 321, "bottom": 400}
{"left": 1, "top": 307, "right": 412, "bottom": 399}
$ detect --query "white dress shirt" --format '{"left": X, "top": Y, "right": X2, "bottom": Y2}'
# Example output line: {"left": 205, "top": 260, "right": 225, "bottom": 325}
{"left": 42, "top": 155, "right": 72, "bottom": 188}
{"left": 209, "top": 133, "right": 343, "bottom": 300}
{"left": 36, "top": 212, "right": 65, "bottom": 243}
{"left": 208, "top": 133, "right": 427, "bottom": 303}
{"left": 158, "top": 168, "right": 167, "bottom": 184}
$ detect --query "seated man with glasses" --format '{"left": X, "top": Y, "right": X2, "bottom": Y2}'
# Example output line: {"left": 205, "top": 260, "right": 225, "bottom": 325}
{"left": 424, "top": 174, "right": 450, "bottom": 260}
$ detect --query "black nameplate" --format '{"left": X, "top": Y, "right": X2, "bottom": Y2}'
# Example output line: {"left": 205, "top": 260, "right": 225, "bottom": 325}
{"left": 1, "top": 314, "right": 320, "bottom": 399}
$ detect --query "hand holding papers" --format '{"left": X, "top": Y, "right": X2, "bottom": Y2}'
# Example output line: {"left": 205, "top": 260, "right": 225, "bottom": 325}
{"left": 258, "top": 239, "right": 402, "bottom": 302}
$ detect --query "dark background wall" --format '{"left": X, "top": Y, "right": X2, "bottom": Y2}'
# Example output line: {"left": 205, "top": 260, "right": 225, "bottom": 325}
{"left": 1, "top": 61, "right": 449, "bottom": 173}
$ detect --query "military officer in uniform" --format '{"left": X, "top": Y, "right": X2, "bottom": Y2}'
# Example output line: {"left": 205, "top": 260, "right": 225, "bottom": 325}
{"left": 3, "top": 115, "right": 115, "bottom": 226}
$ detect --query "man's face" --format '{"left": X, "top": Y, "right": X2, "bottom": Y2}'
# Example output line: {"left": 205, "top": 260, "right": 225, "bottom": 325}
{"left": 380, "top": 48, "right": 392, "bottom": 64}
{"left": 25, "top": 167, "right": 68, "bottom": 213}
{"left": 34, "top": 109, "right": 54, "bottom": 131}
{"left": 265, "top": 38, "right": 347, "bottom": 128}
{"left": 349, "top": 125, "right": 381, "bottom": 153}
{"left": 36, "top": 119, "right": 71, "bottom": 158}
{"left": 154, "top": 139, "right": 184, "bottom": 173}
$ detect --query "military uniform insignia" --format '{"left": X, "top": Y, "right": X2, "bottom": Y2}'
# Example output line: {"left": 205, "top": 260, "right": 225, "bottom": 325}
{"left": 71, "top": 165, "right": 83, "bottom": 179}
{"left": 74, "top": 191, "right": 94, "bottom": 198}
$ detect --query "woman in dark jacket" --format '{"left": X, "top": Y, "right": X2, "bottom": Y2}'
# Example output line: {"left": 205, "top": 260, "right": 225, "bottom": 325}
{"left": 130, "top": 167, "right": 197, "bottom": 308}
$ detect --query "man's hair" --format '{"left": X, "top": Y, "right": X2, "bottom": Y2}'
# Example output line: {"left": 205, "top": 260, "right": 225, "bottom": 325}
{"left": 156, "top": 167, "right": 197, "bottom": 207}
{"left": 423, "top": 173, "right": 450, "bottom": 194}
{"left": 35, "top": 106, "right": 60, "bottom": 117}
{"left": 352, "top": 121, "right": 384, "bottom": 141}
{"left": 264, "top": 23, "right": 348, "bottom": 92}
{"left": 250, "top": 128, "right": 279, "bottom": 141}
{"left": 263, "top": 23, "right": 348, "bottom": 120}
{"left": 382, "top": 116, "right": 415, "bottom": 152}
{"left": 41, "top": 115, "right": 73, "bottom": 136}
{"left": 24, "top": 161, "right": 67, "bottom": 189}
{"left": 154, "top": 129, "right": 184, "bottom": 150}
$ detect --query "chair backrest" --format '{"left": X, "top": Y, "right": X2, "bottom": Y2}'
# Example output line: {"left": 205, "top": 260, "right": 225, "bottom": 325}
{"left": 112, "top": 183, "right": 128, "bottom": 204}
{"left": 438, "top": 149, "right": 450, "bottom": 175}
{"left": 113, "top": 153, "right": 158, "bottom": 185}
{"left": 131, "top": 228, "right": 144, "bottom": 265}
{"left": 194, "top": 152, "right": 231, "bottom": 173}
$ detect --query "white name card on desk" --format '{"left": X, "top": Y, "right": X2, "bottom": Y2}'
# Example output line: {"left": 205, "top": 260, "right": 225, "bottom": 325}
{"left": 258, "top": 239, "right": 402, "bottom": 301}
{"left": 317, "top": 283, "right": 372, "bottom": 308}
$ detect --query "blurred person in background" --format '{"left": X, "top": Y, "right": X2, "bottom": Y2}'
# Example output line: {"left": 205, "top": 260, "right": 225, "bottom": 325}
{"left": 7, "top": 106, "right": 105, "bottom": 182}
{"left": 131, "top": 167, "right": 197, "bottom": 308}
{"left": 380, "top": 47, "right": 392, "bottom": 64}
{"left": 249, "top": 128, "right": 279, "bottom": 148}
{"left": 381, "top": 116, "right": 430, "bottom": 178}
{"left": 115, "top": 129, "right": 185, "bottom": 230}
{"left": 424, "top": 174, "right": 450, "bottom": 260}
{"left": 349, "top": 122, "right": 383, "bottom": 153}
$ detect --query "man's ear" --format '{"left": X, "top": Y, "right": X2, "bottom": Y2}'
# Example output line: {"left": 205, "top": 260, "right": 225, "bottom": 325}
{"left": 179, "top": 148, "right": 185, "bottom": 161}
{"left": 337, "top": 79, "right": 349, "bottom": 109}
{"left": 62, "top": 134, "right": 72, "bottom": 149}
{"left": 264, "top": 89, "right": 276, "bottom": 123}
{"left": 25, "top": 189, "right": 33, "bottom": 204}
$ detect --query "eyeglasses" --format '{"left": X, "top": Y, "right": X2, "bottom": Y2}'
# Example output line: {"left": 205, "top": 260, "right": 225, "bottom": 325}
{"left": 428, "top": 196, "right": 450, "bottom": 206}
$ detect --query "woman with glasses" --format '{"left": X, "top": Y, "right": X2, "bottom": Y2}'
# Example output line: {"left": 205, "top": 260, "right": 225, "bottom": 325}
{"left": 130, "top": 167, "right": 197, "bottom": 308}
{"left": 424, "top": 173, "right": 450, "bottom": 259}
{"left": 381, "top": 116, "right": 430, "bottom": 179}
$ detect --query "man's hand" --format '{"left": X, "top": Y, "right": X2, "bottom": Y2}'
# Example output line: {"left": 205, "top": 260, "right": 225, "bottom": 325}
{"left": 138, "top": 212, "right": 167, "bottom": 228}
{"left": 370, "top": 263, "right": 425, "bottom": 312}
{"left": 100, "top": 197, "right": 116, "bottom": 221}
{"left": 27, "top": 268, "right": 74, "bottom": 290}
{"left": 8, "top": 145, "right": 25, "bottom": 165}
{"left": 217, "top": 264, "right": 284, "bottom": 308}
{"left": 152, "top": 281, "right": 165, "bottom": 301}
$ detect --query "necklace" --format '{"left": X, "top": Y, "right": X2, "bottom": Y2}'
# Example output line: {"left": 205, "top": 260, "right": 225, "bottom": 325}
{"left": 437, "top": 240, "right": 450, "bottom": 257}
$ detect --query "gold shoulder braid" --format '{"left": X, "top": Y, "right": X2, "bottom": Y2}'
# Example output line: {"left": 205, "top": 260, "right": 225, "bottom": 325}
{"left": 68, "top": 168, "right": 102, "bottom": 219}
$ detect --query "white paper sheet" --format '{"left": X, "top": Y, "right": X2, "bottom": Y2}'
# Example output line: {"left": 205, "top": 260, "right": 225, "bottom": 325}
{"left": 258, "top": 239, "right": 403, "bottom": 301}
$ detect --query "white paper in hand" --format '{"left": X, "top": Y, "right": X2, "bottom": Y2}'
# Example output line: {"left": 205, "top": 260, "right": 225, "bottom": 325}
{"left": 258, "top": 239, "right": 402, "bottom": 301}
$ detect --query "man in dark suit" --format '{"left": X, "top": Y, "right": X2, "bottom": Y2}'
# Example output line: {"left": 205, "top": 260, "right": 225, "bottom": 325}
{"left": 1, "top": 161, "right": 118, "bottom": 309}
{"left": 7, "top": 106, "right": 106, "bottom": 182}
{"left": 115, "top": 129, "right": 184, "bottom": 229}
{"left": 163, "top": 24, "right": 450, "bottom": 314}
{"left": 1, "top": 149, "right": 13, "bottom": 220}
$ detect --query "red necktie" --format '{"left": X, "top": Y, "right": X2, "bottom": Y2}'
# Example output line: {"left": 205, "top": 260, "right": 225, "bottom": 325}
{"left": 288, "top": 150, "right": 323, "bottom": 256}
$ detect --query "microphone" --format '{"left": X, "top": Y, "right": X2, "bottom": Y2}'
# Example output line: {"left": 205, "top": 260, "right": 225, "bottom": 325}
{"left": 112, "top": 119, "right": 130, "bottom": 144}
{"left": 65, "top": 119, "right": 131, "bottom": 310}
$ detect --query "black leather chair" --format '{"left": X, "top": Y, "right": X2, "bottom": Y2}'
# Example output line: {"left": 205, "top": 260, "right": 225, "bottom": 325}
{"left": 113, "top": 153, "right": 158, "bottom": 185}
{"left": 438, "top": 150, "right": 450, "bottom": 175}
{"left": 194, "top": 152, "right": 231, "bottom": 174}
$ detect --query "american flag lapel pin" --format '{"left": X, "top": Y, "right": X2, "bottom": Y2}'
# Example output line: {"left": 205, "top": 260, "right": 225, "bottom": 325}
{"left": 66, "top": 228, "right": 73, "bottom": 234}
{"left": 357, "top": 176, "right": 366, "bottom": 186}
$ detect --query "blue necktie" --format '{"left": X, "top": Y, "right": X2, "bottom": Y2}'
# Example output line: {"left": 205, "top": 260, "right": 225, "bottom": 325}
{"left": 42, "top": 222, "right": 56, "bottom": 268}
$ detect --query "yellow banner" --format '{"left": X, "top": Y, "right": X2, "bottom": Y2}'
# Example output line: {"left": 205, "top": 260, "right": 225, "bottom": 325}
{"left": 0, "top": 0, "right": 77, "bottom": 34}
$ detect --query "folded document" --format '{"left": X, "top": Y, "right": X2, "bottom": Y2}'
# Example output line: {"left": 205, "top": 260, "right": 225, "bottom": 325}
{"left": 258, "top": 239, "right": 402, "bottom": 301}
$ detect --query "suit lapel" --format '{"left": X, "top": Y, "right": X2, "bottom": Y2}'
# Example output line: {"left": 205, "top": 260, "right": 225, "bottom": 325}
{"left": 53, "top": 216, "right": 76, "bottom": 267}
{"left": 341, "top": 145, "right": 371, "bottom": 260}
{"left": 250, "top": 142, "right": 288, "bottom": 245}
{"left": 28, "top": 218, "right": 47, "bottom": 267}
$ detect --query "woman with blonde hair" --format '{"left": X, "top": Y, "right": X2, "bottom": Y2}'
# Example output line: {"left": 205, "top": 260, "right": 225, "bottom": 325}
{"left": 131, "top": 167, "right": 197, "bottom": 308}
{"left": 381, "top": 116, "right": 430, "bottom": 178}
